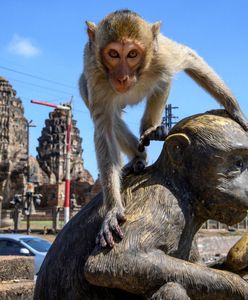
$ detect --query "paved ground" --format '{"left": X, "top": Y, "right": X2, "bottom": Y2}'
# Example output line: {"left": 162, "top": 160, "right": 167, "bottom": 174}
{"left": 2, "top": 229, "right": 246, "bottom": 262}
{"left": 197, "top": 230, "right": 243, "bottom": 263}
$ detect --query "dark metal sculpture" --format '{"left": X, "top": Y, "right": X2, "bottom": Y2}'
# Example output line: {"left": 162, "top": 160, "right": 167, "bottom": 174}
{"left": 34, "top": 110, "right": 248, "bottom": 300}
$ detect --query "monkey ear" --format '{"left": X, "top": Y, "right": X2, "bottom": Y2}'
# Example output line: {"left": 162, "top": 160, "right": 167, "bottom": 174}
{"left": 165, "top": 133, "right": 191, "bottom": 165}
{"left": 151, "top": 21, "right": 161, "bottom": 38}
{"left": 86, "top": 21, "right": 97, "bottom": 42}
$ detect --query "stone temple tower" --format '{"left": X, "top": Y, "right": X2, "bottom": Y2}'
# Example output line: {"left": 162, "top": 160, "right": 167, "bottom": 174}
{"left": 37, "top": 108, "right": 92, "bottom": 183}
{"left": 36, "top": 108, "right": 94, "bottom": 206}
{"left": 0, "top": 77, "right": 27, "bottom": 205}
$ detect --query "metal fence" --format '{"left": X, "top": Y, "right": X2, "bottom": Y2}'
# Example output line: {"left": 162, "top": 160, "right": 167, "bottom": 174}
{"left": 202, "top": 217, "right": 248, "bottom": 230}
{"left": 1, "top": 208, "right": 248, "bottom": 233}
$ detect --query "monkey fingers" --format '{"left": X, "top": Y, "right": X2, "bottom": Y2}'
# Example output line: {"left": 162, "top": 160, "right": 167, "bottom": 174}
{"left": 96, "top": 225, "right": 113, "bottom": 248}
{"left": 122, "top": 157, "right": 146, "bottom": 176}
{"left": 232, "top": 112, "right": 248, "bottom": 131}
{"left": 109, "top": 218, "right": 124, "bottom": 240}
{"left": 96, "top": 208, "right": 126, "bottom": 248}
{"left": 139, "top": 125, "right": 168, "bottom": 152}
{"left": 133, "top": 159, "right": 146, "bottom": 174}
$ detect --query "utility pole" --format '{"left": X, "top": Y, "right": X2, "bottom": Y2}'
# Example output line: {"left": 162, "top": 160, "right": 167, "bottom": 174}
{"left": 26, "top": 120, "right": 36, "bottom": 234}
{"left": 31, "top": 99, "right": 72, "bottom": 225}
{"left": 162, "top": 104, "right": 179, "bottom": 132}
{"left": 64, "top": 107, "right": 72, "bottom": 224}
{"left": 27, "top": 120, "right": 36, "bottom": 182}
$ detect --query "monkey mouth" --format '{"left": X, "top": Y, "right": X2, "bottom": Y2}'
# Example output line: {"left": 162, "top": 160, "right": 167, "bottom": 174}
{"left": 111, "top": 78, "right": 135, "bottom": 93}
{"left": 111, "top": 82, "right": 133, "bottom": 93}
{"left": 114, "top": 85, "right": 131, "bottom": 93}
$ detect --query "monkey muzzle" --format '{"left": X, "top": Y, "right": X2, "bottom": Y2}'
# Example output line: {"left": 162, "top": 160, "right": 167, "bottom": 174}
{"left": 110, "top": 75, "right": 136, "bottom": 93}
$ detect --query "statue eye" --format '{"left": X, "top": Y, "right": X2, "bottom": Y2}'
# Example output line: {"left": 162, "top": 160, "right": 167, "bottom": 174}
{"left": 235, "top": 159, "right": 243, "bottom": 169}
{"left": 127, "top": 50, "right": 138, "bottom": 58}
{"left": 108, "top": 49, "right": 119, "bottom": 58}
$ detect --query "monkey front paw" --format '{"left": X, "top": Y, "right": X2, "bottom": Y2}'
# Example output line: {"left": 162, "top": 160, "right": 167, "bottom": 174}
{"left": 139, "top": 125, "right": 168, "bottom": 152}
{"left": 122, "top": 157, "right": 147, "bottom": 176}
{"left": 96, "top": 207, "right": 126, "bottom": 248}
{"left": 231, "top": 112, "right": 248, "bottom": 132}
{"left": 150, "top": 282, "right": 190, "bottom": 300}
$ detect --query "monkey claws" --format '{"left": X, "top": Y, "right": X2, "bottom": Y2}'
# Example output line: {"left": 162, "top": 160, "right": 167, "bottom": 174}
{"left": 122, "top": 157, "right": 147, "bottom": 176}
{"left": 96, "top": 207, "right": 126, "bottom": 248}
{"left": 138, "top": 125, "right": 168, "bottom": 152}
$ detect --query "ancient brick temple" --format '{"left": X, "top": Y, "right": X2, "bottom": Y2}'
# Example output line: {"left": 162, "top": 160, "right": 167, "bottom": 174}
{"left": 0, "top": 77, "right": 28, "bottom": 206}
{"left": 36, "top": 108, "right": 95, "bottom": 206}
{"left": 0, "top": 77, "right": 99, "bottom": 210}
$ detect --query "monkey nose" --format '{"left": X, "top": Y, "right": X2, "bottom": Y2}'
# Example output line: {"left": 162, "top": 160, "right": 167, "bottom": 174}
{"left": 117, "top": 76, "right": 128, "bottom": 85}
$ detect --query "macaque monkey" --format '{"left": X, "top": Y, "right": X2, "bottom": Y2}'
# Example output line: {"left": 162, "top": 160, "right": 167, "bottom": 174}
{"left": 79, "top": 9, "right": 248, "bottom": 248}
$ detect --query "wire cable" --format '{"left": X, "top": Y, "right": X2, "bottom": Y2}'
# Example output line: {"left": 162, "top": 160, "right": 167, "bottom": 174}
{"left": 0, "top": 65, "right": 76, "bottom": 89}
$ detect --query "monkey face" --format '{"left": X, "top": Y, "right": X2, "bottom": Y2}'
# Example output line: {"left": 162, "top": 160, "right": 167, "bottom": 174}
{"left": 101, "top": 41, "right": 145, "bottom": 93}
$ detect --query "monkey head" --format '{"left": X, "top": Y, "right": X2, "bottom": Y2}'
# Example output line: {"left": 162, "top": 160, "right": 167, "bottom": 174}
{"left": 163, "top": 110, "right": 248, "bottom": 225}
{"left": 86, "top": 10, "right": 160, "bottom": 93}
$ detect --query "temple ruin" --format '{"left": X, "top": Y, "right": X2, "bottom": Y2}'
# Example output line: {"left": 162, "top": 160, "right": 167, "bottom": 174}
{"left": 36, "top": 108, "right": 95, "bottom": 207}
{"left": 0, "top": 76, "right": 99, "bottom": 212}
{"left": 0, "top": 77, "right": 28, "bottom": 207}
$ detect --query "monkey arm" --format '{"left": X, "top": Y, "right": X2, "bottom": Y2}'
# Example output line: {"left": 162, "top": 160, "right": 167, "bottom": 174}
{"left": 92, "top": 112, "right": 126, "bottom": 247}
{"left": 138, "top": 84, "right": 170, "bottom": 151}
{"left": 85, "top": 248, "right": 248, "bottom": 299}
{"left": 114, "top": 116, "right": 147, "bottom": 174}
{"left": 114, "top": 116, "right": 142, "bottom": 160}
{"left": 179, "top": 44, "right": 248, "bottom": 130}
{"left": 140, "top": 82, "right": 171, "bottom": 134}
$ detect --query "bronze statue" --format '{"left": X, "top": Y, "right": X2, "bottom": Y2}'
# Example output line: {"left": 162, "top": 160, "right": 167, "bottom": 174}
{"left": 34, "top": 110, "right": 248, "bottom": 300}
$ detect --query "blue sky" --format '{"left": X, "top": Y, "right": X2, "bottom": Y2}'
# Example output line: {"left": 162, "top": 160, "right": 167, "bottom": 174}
{"left": 0, "top": 1, "right": 248, "bottom": 179}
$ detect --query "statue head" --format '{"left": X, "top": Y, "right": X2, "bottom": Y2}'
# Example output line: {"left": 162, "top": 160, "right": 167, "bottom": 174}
{"left": 162, "top": 110, "right": 248, "bottom": 225}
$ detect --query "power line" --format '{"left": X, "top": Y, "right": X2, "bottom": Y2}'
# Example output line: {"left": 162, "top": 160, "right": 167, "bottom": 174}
{"left": 0, "top": 65, "right": 76, "bottom": 89}
{"left": 8, "top": 77, "right": 74, "bottom": 95}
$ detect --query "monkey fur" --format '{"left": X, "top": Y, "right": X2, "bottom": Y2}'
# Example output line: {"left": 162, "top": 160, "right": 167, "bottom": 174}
{"left": 79, "top": 10, "right": 248, "bottom": 247}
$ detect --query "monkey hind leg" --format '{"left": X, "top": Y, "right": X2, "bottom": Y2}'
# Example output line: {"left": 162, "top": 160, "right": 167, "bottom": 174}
{"left": 122, "top": 155, "right": 147, "bottom": 176}
{"left": 149, "top": 282, "right": 190, "bottom": 300}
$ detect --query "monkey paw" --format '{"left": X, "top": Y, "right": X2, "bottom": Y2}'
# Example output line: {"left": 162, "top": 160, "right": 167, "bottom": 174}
{"left": 122, "top": 157, "right": 147, "bottom": 176}
{"left": 233, "top": 113, "right": 248, "bottom": 132}
{"left": 150, "top": 282, "right": 190, "bottom": 300}
{"left": 96, "top": 206, "right": 126, "bottom": 248}
{"left": 139, "top": 125, "right": 168, "bottom": 152}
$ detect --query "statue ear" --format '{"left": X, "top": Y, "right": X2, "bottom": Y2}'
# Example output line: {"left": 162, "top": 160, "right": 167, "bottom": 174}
{"left": 165, "top": 133, "right": 191, "bottom": 165}
{"left": 86, "top": 21, "right": 97, "bottom": 42}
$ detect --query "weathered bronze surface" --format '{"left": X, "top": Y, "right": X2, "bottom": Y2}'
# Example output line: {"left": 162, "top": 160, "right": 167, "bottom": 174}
{"left": 34, "top": 110, "right": 248, "bottom": 300}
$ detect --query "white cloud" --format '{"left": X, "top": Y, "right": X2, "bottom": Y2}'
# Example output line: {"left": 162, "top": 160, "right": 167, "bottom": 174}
{"left": 7, "top": 34, "right": 41, "bottom": 57}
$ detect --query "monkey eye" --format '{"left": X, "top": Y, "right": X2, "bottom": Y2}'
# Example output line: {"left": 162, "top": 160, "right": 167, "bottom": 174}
{"left": 127, "top": 50, "right": 138, "bottom": 58}
{"left": 108, "top": 49, "right": 119, "bottom": 58}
